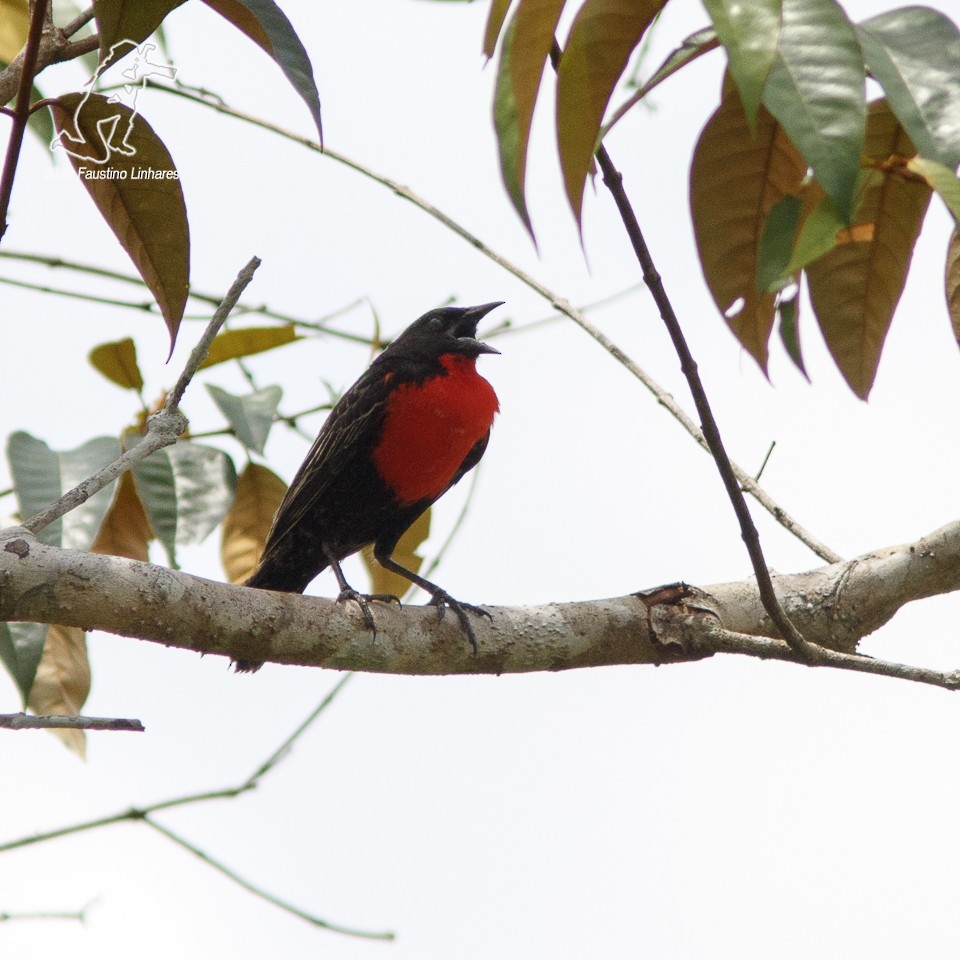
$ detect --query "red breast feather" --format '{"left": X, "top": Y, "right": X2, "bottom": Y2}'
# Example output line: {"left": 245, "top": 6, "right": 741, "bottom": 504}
{"left": 373, "top": 354, "right": 499, "bottom": 506}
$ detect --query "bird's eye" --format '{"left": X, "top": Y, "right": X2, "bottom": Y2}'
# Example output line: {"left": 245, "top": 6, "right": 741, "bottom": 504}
{"left": 428, "top": 316, "right": 444, "bottom": 331}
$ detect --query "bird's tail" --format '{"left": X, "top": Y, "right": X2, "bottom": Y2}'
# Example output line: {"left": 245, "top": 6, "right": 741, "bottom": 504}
{"left": 245, "top": 552, "right": 325, "bottom": 594}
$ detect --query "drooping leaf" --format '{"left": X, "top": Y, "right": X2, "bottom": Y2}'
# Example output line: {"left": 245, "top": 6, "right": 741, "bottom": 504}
{"left": 6, "top": 432, "right": 121, "bottom": 549}
{"left": 206, "top": 384, "right": 282, "bottom": 455}
{"left": 494, "top": 0, "right": 568, "bottom": 237}
{"left": 806, "top": 99, "right": 932, "bottom": 399}
{"left": 776, "top": 290, "right": 807, "bottom": 379}
{"left": 198, "top": 324, "right": 300, "bottom": 369}
{"left": 201, "top": 0, "right": 323, "bottom": 140}
{"left": 857, "top": 7, "right": 960, "bottom": 171}
{"left": 49, "top": 93, "right": 189, "bottom": 353}
{"left": 27, "top": 624, "right": 90, "bottom": 758}
{"left": 906, "top": 156, "right": 960, "bottom": 225}
{"left": 702, "top": 0, "right": 781, "bottom": 130}
{"left": 132, "top": 440, "right": 237, "bottom": 567}
{"left": 221, "top": 462, "right": 287, "bottom": 584}
{"left": 361, "top": 507, "right": 431, "bottom": 601}
{"left": 947, "top": 231, "right": 960, "bottom": 348}
{"left": 89, "top": 337, "right": 144, "bottom": 391}
{"left": 756, "top": 194, "right": 802, "bottom": 293}
{"left": 690, "top": 88, "right": 807, "bottom": 370}
{"left": 91, "top": 470, "right": 154, "bottom": 562}
{"left": 761, "top": 0, "right": 866, "bottom": 222}
{"left": 556, "top": 0, "right": 667, "bottom": 224}
{"left": 93, "top": 0, "right": 185, "bottom": 63}
{"left": 483, "top": 0, "right": 514, "bottom": 58}
{"left": 0, "top": 622, "right": 47, "bottom": 705}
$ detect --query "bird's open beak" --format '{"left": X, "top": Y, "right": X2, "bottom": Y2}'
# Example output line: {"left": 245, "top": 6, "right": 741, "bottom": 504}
{"left": 456, "top": 301, "right": 503, "bottom": 355}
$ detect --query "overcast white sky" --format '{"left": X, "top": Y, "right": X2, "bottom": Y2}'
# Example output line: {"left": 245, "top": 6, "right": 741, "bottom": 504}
{"left": 2, "top": 1, "right": 960, "bottom": 957}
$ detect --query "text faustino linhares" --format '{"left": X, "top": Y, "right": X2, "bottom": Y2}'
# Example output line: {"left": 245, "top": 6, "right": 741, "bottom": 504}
{"left": 78, "top": 167, "right": 180, "bottom": 180}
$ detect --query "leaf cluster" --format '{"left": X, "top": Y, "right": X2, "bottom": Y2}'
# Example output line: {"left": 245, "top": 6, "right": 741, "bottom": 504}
{"left": 488, "top": 0, "right": 960, "bottom": 396}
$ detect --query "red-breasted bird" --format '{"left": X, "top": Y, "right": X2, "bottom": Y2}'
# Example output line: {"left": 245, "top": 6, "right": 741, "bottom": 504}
{"left": 235, "top": 302, "right": 502, "bottom": 672}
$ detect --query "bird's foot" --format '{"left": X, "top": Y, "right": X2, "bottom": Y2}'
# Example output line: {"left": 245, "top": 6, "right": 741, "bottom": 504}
{"left": 427, "top": 591, "right": 491, "bottom": 655}
{"left": 337, "top": 589, "right": 402, "bottom": 639}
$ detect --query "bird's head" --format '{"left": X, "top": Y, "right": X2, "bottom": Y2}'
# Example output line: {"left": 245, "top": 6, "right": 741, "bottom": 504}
{"left": 391, "top": 302, "right": 503, "bottom": 361}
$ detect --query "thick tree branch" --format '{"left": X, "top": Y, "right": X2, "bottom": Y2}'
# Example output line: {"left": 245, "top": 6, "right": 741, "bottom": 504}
{"left": 0, "top": 520, "right": 957, "bottom": 686}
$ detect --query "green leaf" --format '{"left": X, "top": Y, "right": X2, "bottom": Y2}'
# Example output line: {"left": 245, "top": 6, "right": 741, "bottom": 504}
{"left": 206, "top": 384, "right": 282, "bottom": 455}
{"left": 557, "top": 0, "right": 667, "bottom": 225}
{"left": 50, "top": 93, "right": 189, "bottom": 355}
{"left": 776, "top": 290, "right": 807, "bottom": 379}
{"left": 756, "top": 193, "right": 802, "bottom": 293}
{"left": 857, "top": 8, "right": 960, "bottom": 170}
{"left": 89, "top": 337, "right": 145, "bottom": 391}
{"left": 493, "top": 0, "right": 568, "bottom": 239}
{"left": 907, "top": 156, "right": 960, "bottom": 225}
{"left": 201, "top": 0, "right": 323, "bottom": 141}
{"left": 93, "top": 0, "right": 186, "bottom": 62}
{"left": 0, "top": 622, "right": 48, "bottom": 706}
{"left": 702, "top": 0, "right": 781, "bottom": 130}
{"left": 198, "top": 325, "right": 300, "bottom": 369}
{"left": 6, "top": 432, "right": 121, "bottom": 549}
{"left": 761, "top": 0, "right": 866, "bottom": 223}
{"left": 634, "top": 26, "right": 717, "bottom": 98}
{"left": 132, "top": 440, "right": 237, "bottom": 567}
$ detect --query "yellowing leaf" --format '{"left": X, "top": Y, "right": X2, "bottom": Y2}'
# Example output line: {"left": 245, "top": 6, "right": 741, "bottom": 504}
{"left": 361, "top": 508, "right": 431, "bottom": 601}
{"left": 947, "top": 230, "right": 960, "bottom": 347}
{"left": 50, "top": 93, "right": 189, "bottom": 354}
{"left": 221, "top": 462, "right": 288, "bottom": 584}
{"left": 91, "top": 470, "right": 154, "bottom": 562}
{"left": 690, "top": 86, "right": 807, "bottom": 369}
{"left": 806, "top": 99, "right": 932, "bottom": 399}
{"left": 27, "top": 625, "right": 90, "bottom": 759}
{"left": 557, "top": 0, "right": 667, "bottom": 224}
{"left": 199, "top": 325, "right": 300, "bottom": 369}
{"left": 89, "top": 337, "right": 145, "bottom": 391}
{"left": 0, "top": 0, "right": 28, "bottom": 65}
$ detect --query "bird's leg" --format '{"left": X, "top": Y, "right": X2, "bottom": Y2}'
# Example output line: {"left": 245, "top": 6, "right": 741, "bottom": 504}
{"left": 321, "top": 544, "right": 401, "bottom": 639}
{"left": 373, "top": 549, "right": 490, "bottom": 654}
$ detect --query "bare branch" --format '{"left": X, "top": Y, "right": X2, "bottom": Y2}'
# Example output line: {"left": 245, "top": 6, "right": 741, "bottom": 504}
{"left": 0, "top": 712, "right": 143, "bottom": 732}
{"left": 20, "top": 257, "right": 260, "bottom": 538}
{"left": 142, "top": 817, "right": 394, "bottom": 940}
{"left": 142, "top": 80, "right": 842, "bottom": 565}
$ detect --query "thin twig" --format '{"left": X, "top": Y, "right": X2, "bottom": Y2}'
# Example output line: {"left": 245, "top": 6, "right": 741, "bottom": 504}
{"left": 142, "top": 817, "right": 394, "bottom": 940}
{"left": 0, "top": 908, "right": 88, "bottom": 923}
{"left": 21, "top": 257, "right": 260, "bottom": 538}
{"left": 0, "top": 0, "right": 48, "bottom": 242}
{"left": 591, "top": 137, "right": 817, "bottom": 659}
{"left": 58, "top": 5, "right": 94, "bottom": 40}
{"left": 0, "top": 712, "right": 143, "bottom": 732}
{"left": 707, "top": 625, "right": 960, "bottom": 691}
{"left": 144, "top": 80, "right": 841, "bottom": 566}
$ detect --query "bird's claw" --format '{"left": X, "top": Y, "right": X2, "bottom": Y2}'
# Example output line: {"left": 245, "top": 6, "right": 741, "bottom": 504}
{"left": 336, "top": 589, "right": 401, "bottom": 639}
{"left": 427, "top": 591, "right": 490, "bottom": 655}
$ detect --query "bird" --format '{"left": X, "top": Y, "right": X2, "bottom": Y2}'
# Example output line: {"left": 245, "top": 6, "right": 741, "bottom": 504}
{"left": 235, "top": 301, "right": 503, "bottom": 672}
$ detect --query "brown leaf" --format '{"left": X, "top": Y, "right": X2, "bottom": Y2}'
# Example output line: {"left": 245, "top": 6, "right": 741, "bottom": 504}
{"left": 806, "top": 99, "right": 932, "bottom": 399}
{"left": 947, "top": 230, "right": 960, "bottom": 347}
{"left": 221, "top": 462, "right": 288, "bottom": 584}
{"left": 50, "top": 93, "right": 189, "bottom": 354}
{"left": 91, "top": 470, "right": 154, "bottom": 562}
{"left": 361, "top": 508, "right": 430, "bottom": 601}
{"left": 27, "top": 625, "right": 90, "bottom": 759}
{"left": 557, "top": 0, "right": 666, "bottom": 224}
{"left": 690, "top": 85, "right": 808, "bottom": 370}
